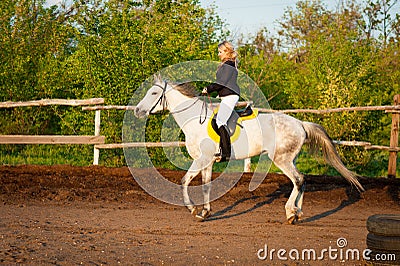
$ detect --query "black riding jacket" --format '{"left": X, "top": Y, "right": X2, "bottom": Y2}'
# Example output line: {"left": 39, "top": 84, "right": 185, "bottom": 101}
{"left": 206, "top": 60, "right": 240, "bottom": 97}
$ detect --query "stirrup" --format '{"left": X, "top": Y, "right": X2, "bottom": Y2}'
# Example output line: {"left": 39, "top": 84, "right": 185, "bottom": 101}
{"left": 214, "top": 150, "right": 222, "bottom": 162}
{"left": 214, "top": 149, "right": 229, "bottom": 162}
{"left": 214, "top": 147, "right": 222, "bottom": 162}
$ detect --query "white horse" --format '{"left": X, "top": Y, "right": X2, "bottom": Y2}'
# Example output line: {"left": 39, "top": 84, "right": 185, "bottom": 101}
{"left": 134, "top": 77, "right": 364, "bottom": 224}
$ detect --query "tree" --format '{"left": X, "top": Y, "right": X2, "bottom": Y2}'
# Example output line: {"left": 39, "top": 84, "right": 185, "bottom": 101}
{"left": 0, "top": 0, "right": 76, "bottom": 134}
{"left": 362, "top": 0, "right": 399, "bottom": 46}
{"left": 0, "top": 0, "right": 227, "bottom": 166}
{"left": 237, "top": 28, "right": 293, "bottom": 109}
{"left": 240, "top": 0, "right": 398, "bottom": 174}
{"left": 57, "top": 0, "right": 227, "bottom": 165}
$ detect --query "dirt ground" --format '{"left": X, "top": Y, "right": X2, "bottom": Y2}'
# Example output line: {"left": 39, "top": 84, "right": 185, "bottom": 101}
{"left": 0, "top": 165, "right": 399, "bottom": 265}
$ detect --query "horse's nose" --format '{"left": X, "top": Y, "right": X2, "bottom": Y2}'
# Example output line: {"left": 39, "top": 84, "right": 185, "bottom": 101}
{"left": 134, "top": 106, "right": 140, "bottom": 117}
{"left": 134, "top": 106, "right": 146, "bottom": 118}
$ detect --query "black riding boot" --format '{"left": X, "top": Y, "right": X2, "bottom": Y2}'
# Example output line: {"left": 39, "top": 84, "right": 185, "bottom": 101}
{"left": 216, "top": 126, "right": 231, "bottom": 162}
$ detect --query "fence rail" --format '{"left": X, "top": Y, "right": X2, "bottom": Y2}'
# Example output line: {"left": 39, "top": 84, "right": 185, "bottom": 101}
{"left": 257, "top": 105, "right": 400, "bottom": 114}
{"left": 94, "top": 141, "right": 186, "bottom": 149}
{"left": 0, "top": 98, "right": 104, "bottom": 108}
{"left": 0, "top": 135, "right": 105, "bottom": 145}
{"left": 1, "top": 96, "right": 399, "bottom": 177}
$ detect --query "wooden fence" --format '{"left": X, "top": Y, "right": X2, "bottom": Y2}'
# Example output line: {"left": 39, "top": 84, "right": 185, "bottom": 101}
{"left": 0, "top": 98, "right": 106, "bottom": 146}
{"left": 0, "top": 95, "right": 399, "bottom": 177}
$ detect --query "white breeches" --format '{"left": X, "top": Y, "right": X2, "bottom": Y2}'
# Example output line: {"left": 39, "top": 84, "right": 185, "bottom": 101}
{"left": 216, "top": 95, "right": 239, "bottom": 128}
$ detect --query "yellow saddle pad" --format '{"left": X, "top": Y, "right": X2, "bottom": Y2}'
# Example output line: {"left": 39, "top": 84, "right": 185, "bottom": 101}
{"left": 207, "top": 108, "right": 258, "bottom": 143}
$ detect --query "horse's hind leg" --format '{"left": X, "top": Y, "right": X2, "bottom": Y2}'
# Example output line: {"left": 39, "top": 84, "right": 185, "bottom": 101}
{"left": 296, "top": 180, "right": 306, "bottom": 215}
{"left": 274, "top": 160, "right": 305, "bottom": 224}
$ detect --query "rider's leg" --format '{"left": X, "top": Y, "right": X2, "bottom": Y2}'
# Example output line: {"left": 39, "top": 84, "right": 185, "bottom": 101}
{"left": 216, "top": 125, "right": 231, "bottom": 162}
{"left": 215, "top": 95, "right": 239, "bottom": 162}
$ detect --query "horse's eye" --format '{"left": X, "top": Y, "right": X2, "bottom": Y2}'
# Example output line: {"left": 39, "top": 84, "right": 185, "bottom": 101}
{"left": 151, "top": 92, "right": 158, "bottom": 95}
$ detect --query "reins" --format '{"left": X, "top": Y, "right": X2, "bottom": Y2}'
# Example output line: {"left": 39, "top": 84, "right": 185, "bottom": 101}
{"left": 151, "top": 81, "right": 207, "bottom": 124}
{"left": 199, "top": 98, "right": 207, "bottom": 124}
{"left": 199, "top": 93, "right": 215, "bottom": 125}
{"left": 171, "top": 98, "right": 200, "bottom": 115}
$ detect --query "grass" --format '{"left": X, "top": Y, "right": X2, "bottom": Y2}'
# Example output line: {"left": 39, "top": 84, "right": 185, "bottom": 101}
{"left": 0, "top": 145, "right": 93, "bottom": 166}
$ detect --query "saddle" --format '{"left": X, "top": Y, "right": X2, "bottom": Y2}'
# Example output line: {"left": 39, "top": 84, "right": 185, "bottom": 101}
{"left": 211, "top": 105, "right": 255, "bottom": 137}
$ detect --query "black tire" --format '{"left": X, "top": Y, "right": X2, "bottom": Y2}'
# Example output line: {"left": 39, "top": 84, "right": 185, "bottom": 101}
{"left": 367, "top": 214, "right": 400, "bottom": 237}
{"left": 367, "top": 233, "right": 400, "bottom": 251}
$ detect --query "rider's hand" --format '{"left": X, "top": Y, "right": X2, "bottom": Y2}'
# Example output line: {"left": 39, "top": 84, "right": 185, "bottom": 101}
{"left": 202, "top": 87, "right": 208, "bottom": 95}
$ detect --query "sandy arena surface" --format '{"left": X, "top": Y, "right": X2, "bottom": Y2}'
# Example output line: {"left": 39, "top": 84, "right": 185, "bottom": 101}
{"left": 0, "top": 165, "right": 399, "bottom": 265}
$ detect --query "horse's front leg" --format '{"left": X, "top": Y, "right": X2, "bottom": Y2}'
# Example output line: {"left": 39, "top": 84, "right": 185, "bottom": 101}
{"left": 181, "top": 163, "right": 201, "bottom": 216}
{"left": 182, "top": 138, "right": 216, "bottom": 220}
{"left": 195, "top": 164, "right": 213, "bottom": 221}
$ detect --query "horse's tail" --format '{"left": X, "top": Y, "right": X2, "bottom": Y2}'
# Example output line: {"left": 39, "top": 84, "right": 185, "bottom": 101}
{"left": 302, "top": 121, "right": 365, "bottom": 192}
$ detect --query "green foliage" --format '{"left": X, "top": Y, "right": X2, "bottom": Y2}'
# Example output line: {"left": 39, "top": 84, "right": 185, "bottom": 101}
{"left": 0, "top": 0, "right": 76, "bottom": 137}
{"left": 0, "top": 0, "right": 226, "bottom": 166}
{"left": 238, "top": 0, "right": 399, "bottom": 175}
{"left": 61, "top": 0, "right": 227, "bottom": 163}
{"left": 238, "top": 30, "right": 294, "bottom": 110}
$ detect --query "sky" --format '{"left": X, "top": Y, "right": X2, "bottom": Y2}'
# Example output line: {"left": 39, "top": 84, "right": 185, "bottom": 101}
{"left": 198, "top": 0, "right": 340, "bottom": 38}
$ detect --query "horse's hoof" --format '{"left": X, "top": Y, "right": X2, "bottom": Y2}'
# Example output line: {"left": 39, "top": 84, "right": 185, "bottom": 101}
{"left": 190, "top": 207, "right": 198, "bottom": 217}
{"left": 297, "top": 211, "right": 303, "bottom": 220}
{"left": 195, "top": 214, "right": 205, "bottom": 222}
{"left": 287, "top": 215, "right": 298, "bottom": 225}
{"left": 195, "top": 209, "right": 211, "bottom": 222}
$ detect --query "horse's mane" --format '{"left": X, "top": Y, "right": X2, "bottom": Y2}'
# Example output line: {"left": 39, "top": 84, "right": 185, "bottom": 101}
{"left": 173, "top": 82, "right": 199, "bottom": 98}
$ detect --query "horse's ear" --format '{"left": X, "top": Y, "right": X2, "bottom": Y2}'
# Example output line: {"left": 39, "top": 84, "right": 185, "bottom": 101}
{"left": 153, "top": 73, "right": 162, "bottom": 83}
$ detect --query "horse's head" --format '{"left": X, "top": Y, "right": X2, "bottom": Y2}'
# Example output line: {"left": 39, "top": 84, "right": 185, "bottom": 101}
{"left": 135, "top": 75, "right": 168, "bottom": 118}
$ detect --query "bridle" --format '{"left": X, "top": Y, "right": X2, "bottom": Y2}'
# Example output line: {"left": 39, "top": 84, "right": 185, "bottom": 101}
{"left": 149, "top": 81, "right": 168, "bottom": 114}
{"left": 149, "top": 81, "right": 205, "bottom": 121}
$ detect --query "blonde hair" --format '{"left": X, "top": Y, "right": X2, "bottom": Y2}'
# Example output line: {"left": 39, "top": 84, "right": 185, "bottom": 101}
{"left": 218, "top": 41, "right": 238, "bottom": 63}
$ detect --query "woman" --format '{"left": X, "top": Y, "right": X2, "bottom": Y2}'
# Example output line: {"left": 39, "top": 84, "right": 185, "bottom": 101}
{"left": 202, "top": 41, "right": 240, "bottom": 162}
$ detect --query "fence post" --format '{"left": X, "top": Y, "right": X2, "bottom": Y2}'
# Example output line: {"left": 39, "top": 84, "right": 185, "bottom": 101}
{"left": 93, "top": 110, "right": 101, "bottom": 165}
{"left": 388, "top": 94, "right": 400, "bottom": 178}
{"left": 244, "top": 158, "right": 251, "bottom": 172}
